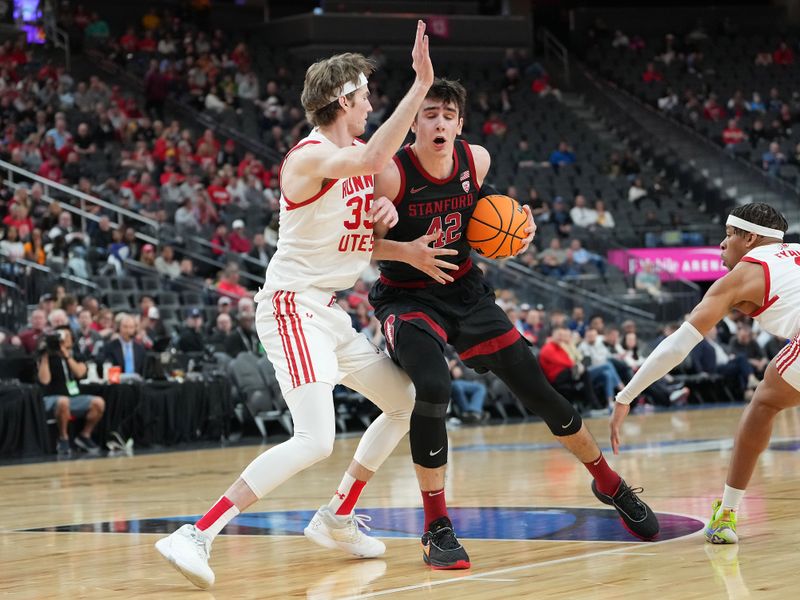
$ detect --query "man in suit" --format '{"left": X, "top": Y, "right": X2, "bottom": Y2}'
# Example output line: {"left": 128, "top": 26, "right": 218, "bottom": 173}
{"left": 103, "top": 314, "right": 146, "bottom": 375}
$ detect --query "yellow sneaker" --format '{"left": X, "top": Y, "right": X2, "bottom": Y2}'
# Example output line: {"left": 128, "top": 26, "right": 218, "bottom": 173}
{"left": 705, "top": 499, "right": 738, "bottom": 544}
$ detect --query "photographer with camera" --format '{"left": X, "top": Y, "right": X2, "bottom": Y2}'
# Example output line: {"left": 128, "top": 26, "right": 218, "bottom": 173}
{"left": 37, "top": 326, "right": 106, "bottom": 456}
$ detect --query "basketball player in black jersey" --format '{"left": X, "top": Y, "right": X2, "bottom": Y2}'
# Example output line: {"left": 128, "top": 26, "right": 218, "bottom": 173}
{"left": 363, "top": 79, "right": 659, "bottom": 569}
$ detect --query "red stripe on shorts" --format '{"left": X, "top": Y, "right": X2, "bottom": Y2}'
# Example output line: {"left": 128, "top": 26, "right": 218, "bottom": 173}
{"left": 458, "top": 328, "right": 521, "bottom": 361}
{"left": 292, "top": 292, "right": 316, "bottom": 382}
{"left": 286, "top": 292, "right": 315, "bottom": 384}
{"left": 778, "top": 341, "right": 800, "bottom": 376}
{"left": 273, "top": 291, "right": 300, "bottom": 387}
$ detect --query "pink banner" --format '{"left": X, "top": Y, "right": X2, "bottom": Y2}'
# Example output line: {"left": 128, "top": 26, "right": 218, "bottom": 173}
{"left": 607, "top": 247, "right": 728, "bottom": 281}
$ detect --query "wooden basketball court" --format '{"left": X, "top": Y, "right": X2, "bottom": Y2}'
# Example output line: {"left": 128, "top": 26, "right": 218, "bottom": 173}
{"left": 2, "top": 406, "right": 797, "bottom": 599}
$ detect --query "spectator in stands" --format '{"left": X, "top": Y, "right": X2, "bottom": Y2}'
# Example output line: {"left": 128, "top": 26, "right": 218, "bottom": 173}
{"left": 224, "top": 297, "right": 259, "bottom": 358}
{"left": 140, "top": 243, "right": 157, "bottom": 267}
{"left": 569, "top": 239, "right": 606, "bottom": 275}
{"left": 19, "top": 309, "right": 47, "bottom": 354}
{"left": 579, "top": 327, "right": 625, "bottom": 406}
{"left": 691, "top": 327, "right": 754, "bottom": 399}
{"left": 729, "top": 323, "right": 768, "bottom": 380}
{"left": 0, "top": 225, "right": 24, "bottom": 273}
{"left": 217, "top": 262, "right": 248, "bottom": 299}
{"left": 482, "top": 112, "right": 508, "bottom": 137}
{"left": 209, "top": 312, "right": 233, "bottom": 352}
{"left": 539, "top": 325, "right": 602, "bottom": 412}
{"left": 155, "top": 245, "right": 181, "bottom": 279}
{"left": 37, "top": 326, "right": 105, "bottom": 455}
{"left": 727, "top": 91, "right": 747, "bottom": 118}
{"left": 722, "top": 119, "right": 746, "bottom": 149}
{"left": 448, "top": 355, "right": 487, "bottom": 424}
{"left": 174, "top": 196, "right": 200, "bottom": 234}
{"left": 658, "top": 87, "right": 679, "bottom": 112}
{"left": 754, "top": 51, "right": 773, "bottom": 67}
{"left": 611, "top": 30, "right": 630, "bottom": 49}
{"left": 210, "top": 224, "right": 228, "bottom": 256}
{"left": 628, "top": 177, "right": 648, "bottom": 205}
{"left": 144, "top": 60, "right": 169, "bottom": 120}
{"left": 46, "top": 115, "right": 72, "bottom": 152}
{"left": 75, "top": 309, "right": 102, "bottom": 359}
{"left": 178, "top": 308, "right": 206, "bottom": 353}
{"left": 569, "top": 194, "right": 597, "bottom": 229}
{"left": 703, "top": 93, "right": 726, "bottom": 121}
{"left": 550, "top": 197, "right": 573, "bottom": 238}
{"left": 548, "top": 141, "right": 576, "bottom": 170}
{"left": 635, "top": 261, "right": 664, "bottom": 301}
{"left": 568, "top": 306, "right": 587, "bottom": 337}
{"left": 642, "top": 62, "right": 663, "bottom": 83}
{"left": 228, "top": 220, "right": 252, "bottom": 254}
{"left": 773, "top": 41, "right": 794, "bottom": 66}
{"left": 23, "top": 227, "right": 46, "bottom": 265}
{"left": 514, "top": 136, "right": 537, "bottom": 169}
{"left": 539, "top": 237, "right": 567, "bottom": 277}
{"left": 746, "top": 92, "right": 766, "bottom": 114}
{"left": 762, "top": 141, "right": 786, "bottom": 176}
{"left": 103, "top": 314, "right": 145, "bottom": 375}
{"left": 3, "top": 203, "right": 34, "bottom": 239}
{"left": 593, "top": 200, "right": 615, "bottom": 229}
{"left": 48, "top": 211, "right": 88, "bottom": 251}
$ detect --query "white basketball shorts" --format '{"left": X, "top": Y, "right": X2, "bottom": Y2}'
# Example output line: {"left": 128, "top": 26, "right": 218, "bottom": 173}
{"left": 255, "top": 287, "right": 386, "bottom": 394}
{"left": 775, "top": 333, "right": 800, "bottom": 393}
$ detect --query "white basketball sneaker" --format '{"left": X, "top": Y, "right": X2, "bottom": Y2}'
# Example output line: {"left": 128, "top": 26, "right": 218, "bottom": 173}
{"left": 155, "top": 524, "right": 215, "bottom": 589}
{"left": 304, "top": 505, "right": 386, "bottom": 558}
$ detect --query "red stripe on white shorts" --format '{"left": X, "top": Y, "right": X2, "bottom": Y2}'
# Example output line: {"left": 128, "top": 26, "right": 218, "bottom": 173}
{"left": 289, "top": 292, "right": 316, "bottom": 383}
{"left": 273, "top": 291, "right": 300, "bottom": 387}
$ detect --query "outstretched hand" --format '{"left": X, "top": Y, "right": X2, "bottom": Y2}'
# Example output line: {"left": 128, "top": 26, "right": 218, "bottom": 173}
{"left": 406, "top": 232, "right": 458, "bottom": 285}
{"left": 513, "top": 205, "right": 536, "bottom": 256}
{"left": 610, "top": 401, "right": 630, "bottom": 455}
{"left": 411, "top": 20, "right": 434, "bottom": 88}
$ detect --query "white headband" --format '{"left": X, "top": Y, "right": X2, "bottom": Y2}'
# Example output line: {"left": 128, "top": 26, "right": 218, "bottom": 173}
{"left": 327, "top": 73, "right": 368, "bottom": 103}
{"left": 726, "top": 214, "right": 784, "bottom": 240}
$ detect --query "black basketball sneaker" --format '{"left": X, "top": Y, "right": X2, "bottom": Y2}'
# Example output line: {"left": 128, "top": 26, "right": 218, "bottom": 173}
{"left": 421, "top": 516, "right": 471, "bottom": 569}
{"left": 592, "top": 479, "right": 660, "bottom": 540}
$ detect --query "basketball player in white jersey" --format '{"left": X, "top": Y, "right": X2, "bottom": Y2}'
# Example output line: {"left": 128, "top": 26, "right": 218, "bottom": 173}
{"left": 608, "top": 202, "right": 800, "bottom": 544}
{"left": 155, "top": 22, "right": 458, "bottom": 589}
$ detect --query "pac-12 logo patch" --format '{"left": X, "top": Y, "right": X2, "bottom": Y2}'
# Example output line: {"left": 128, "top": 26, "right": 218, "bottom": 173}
{"left": 462, "top": 180, "right": 470, "bottom": 193}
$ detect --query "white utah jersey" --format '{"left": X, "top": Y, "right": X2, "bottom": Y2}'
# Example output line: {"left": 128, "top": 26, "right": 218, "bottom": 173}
{"left": 741, "top": 243, "right": 800, "bottom": 339}
{"left": 255, "top": 130, "right": 375, "bottom": 298}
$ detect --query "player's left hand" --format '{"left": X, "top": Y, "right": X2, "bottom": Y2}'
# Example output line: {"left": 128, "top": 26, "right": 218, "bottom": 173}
{"left": 513, "top": 205, "right": 536, "bottom": 256}
{"left": 368, "top": 195, "right": 399, "bottom": 229}
{"left": 609, "top": 401, "right": 630, "bottom": 455}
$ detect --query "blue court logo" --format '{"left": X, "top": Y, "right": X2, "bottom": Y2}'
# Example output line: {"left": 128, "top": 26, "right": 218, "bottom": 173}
{"left": 25, "top": 506, "right": 703, "bottom": 542}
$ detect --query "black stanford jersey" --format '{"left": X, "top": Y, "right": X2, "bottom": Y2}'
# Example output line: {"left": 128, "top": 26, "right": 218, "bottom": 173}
{"left": 379, "top": 140, "right": 479, "bottom": 285}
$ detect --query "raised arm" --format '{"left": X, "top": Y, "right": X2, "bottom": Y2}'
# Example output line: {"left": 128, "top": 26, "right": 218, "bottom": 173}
{"left": 290, "top": 21, "right": 433, "bottom": 181}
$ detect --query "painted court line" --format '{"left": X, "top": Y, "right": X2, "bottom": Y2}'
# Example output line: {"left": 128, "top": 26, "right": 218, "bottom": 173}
{"left": 342, "top": 514, "right": 705, "bottom": 599}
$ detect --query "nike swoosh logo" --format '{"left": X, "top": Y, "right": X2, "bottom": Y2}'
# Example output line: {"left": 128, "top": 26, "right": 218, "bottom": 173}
{"left": 429, "top": 447, "right": 444, "bottom": 456}
{"left": 561, "top": 417, "right": 574, "bottom": 429}
{"left": 410, "top": 185, "right": 428, "bottom": 194}
{"left": 427, "top": 490, "right": 444, "bottom": 496}
{"left": 593, "top": 458, "right": 602, "bottom": 466}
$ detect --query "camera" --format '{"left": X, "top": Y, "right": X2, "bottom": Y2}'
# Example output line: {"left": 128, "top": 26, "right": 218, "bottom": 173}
{"left": 38, "top": 330, "right": 67, "bottom": 356}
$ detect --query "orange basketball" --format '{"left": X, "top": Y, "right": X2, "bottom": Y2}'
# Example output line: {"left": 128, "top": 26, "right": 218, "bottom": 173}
{"left": 466, "top": 195, "right": 528, "bottom": 259}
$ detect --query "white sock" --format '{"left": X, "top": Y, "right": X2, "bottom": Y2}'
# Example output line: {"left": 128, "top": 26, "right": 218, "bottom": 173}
{"left": 721, "top": 484, "right": 745, "bottom": 512}
{"left": 195, "top": 496, "right": 240, "bottom": 541}
{"left": 328, "top": 472, "right": 369, "bottom": 516}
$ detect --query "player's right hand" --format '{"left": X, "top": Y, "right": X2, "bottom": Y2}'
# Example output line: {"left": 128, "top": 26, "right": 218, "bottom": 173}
{"left": 411, "top": 20, "right": 434, "bottom": 88}
{"left": 408, "top": 232, "right": 458, "bottom": 285}
{"left": 609, "top": 401, "right": 630, "bottom": 455}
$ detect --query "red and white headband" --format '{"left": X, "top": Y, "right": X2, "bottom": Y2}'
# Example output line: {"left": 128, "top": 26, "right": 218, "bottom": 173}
{"left": 328, "top": 73, "right": 368, "bottom": 103}
{"left": 726, "top": 214, "right": 784, "bottom": 240}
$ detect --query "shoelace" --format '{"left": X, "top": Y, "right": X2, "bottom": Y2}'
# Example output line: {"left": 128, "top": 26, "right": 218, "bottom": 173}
{"left": 189, "top": 529, "right": 211, "bottom": 558}
{"left": 339, "top": 514, "right": 373, "bottom": 543}
{"left": 431, "top": 526, "right": 462, "bottom": 550}
{"left": 616, "top": 485, "right": 647, "bottom": 519}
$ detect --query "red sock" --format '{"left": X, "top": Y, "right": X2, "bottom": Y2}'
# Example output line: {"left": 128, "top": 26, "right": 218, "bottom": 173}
{"left": 422, "top": 489, "right": 448, "bottom": 531}
{"left": 584, "top": 453, "right": 622, "bottom": 496}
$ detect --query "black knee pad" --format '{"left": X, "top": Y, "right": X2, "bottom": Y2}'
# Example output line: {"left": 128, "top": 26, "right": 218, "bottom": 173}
{"left": 490, "top": 342, "right": 583, "bottom": 436}
{"left": 393, "top": 323, "right": 452, "bottom": 468}
{"left": 409, "top": 412, "right": 449, "bottom": 468}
